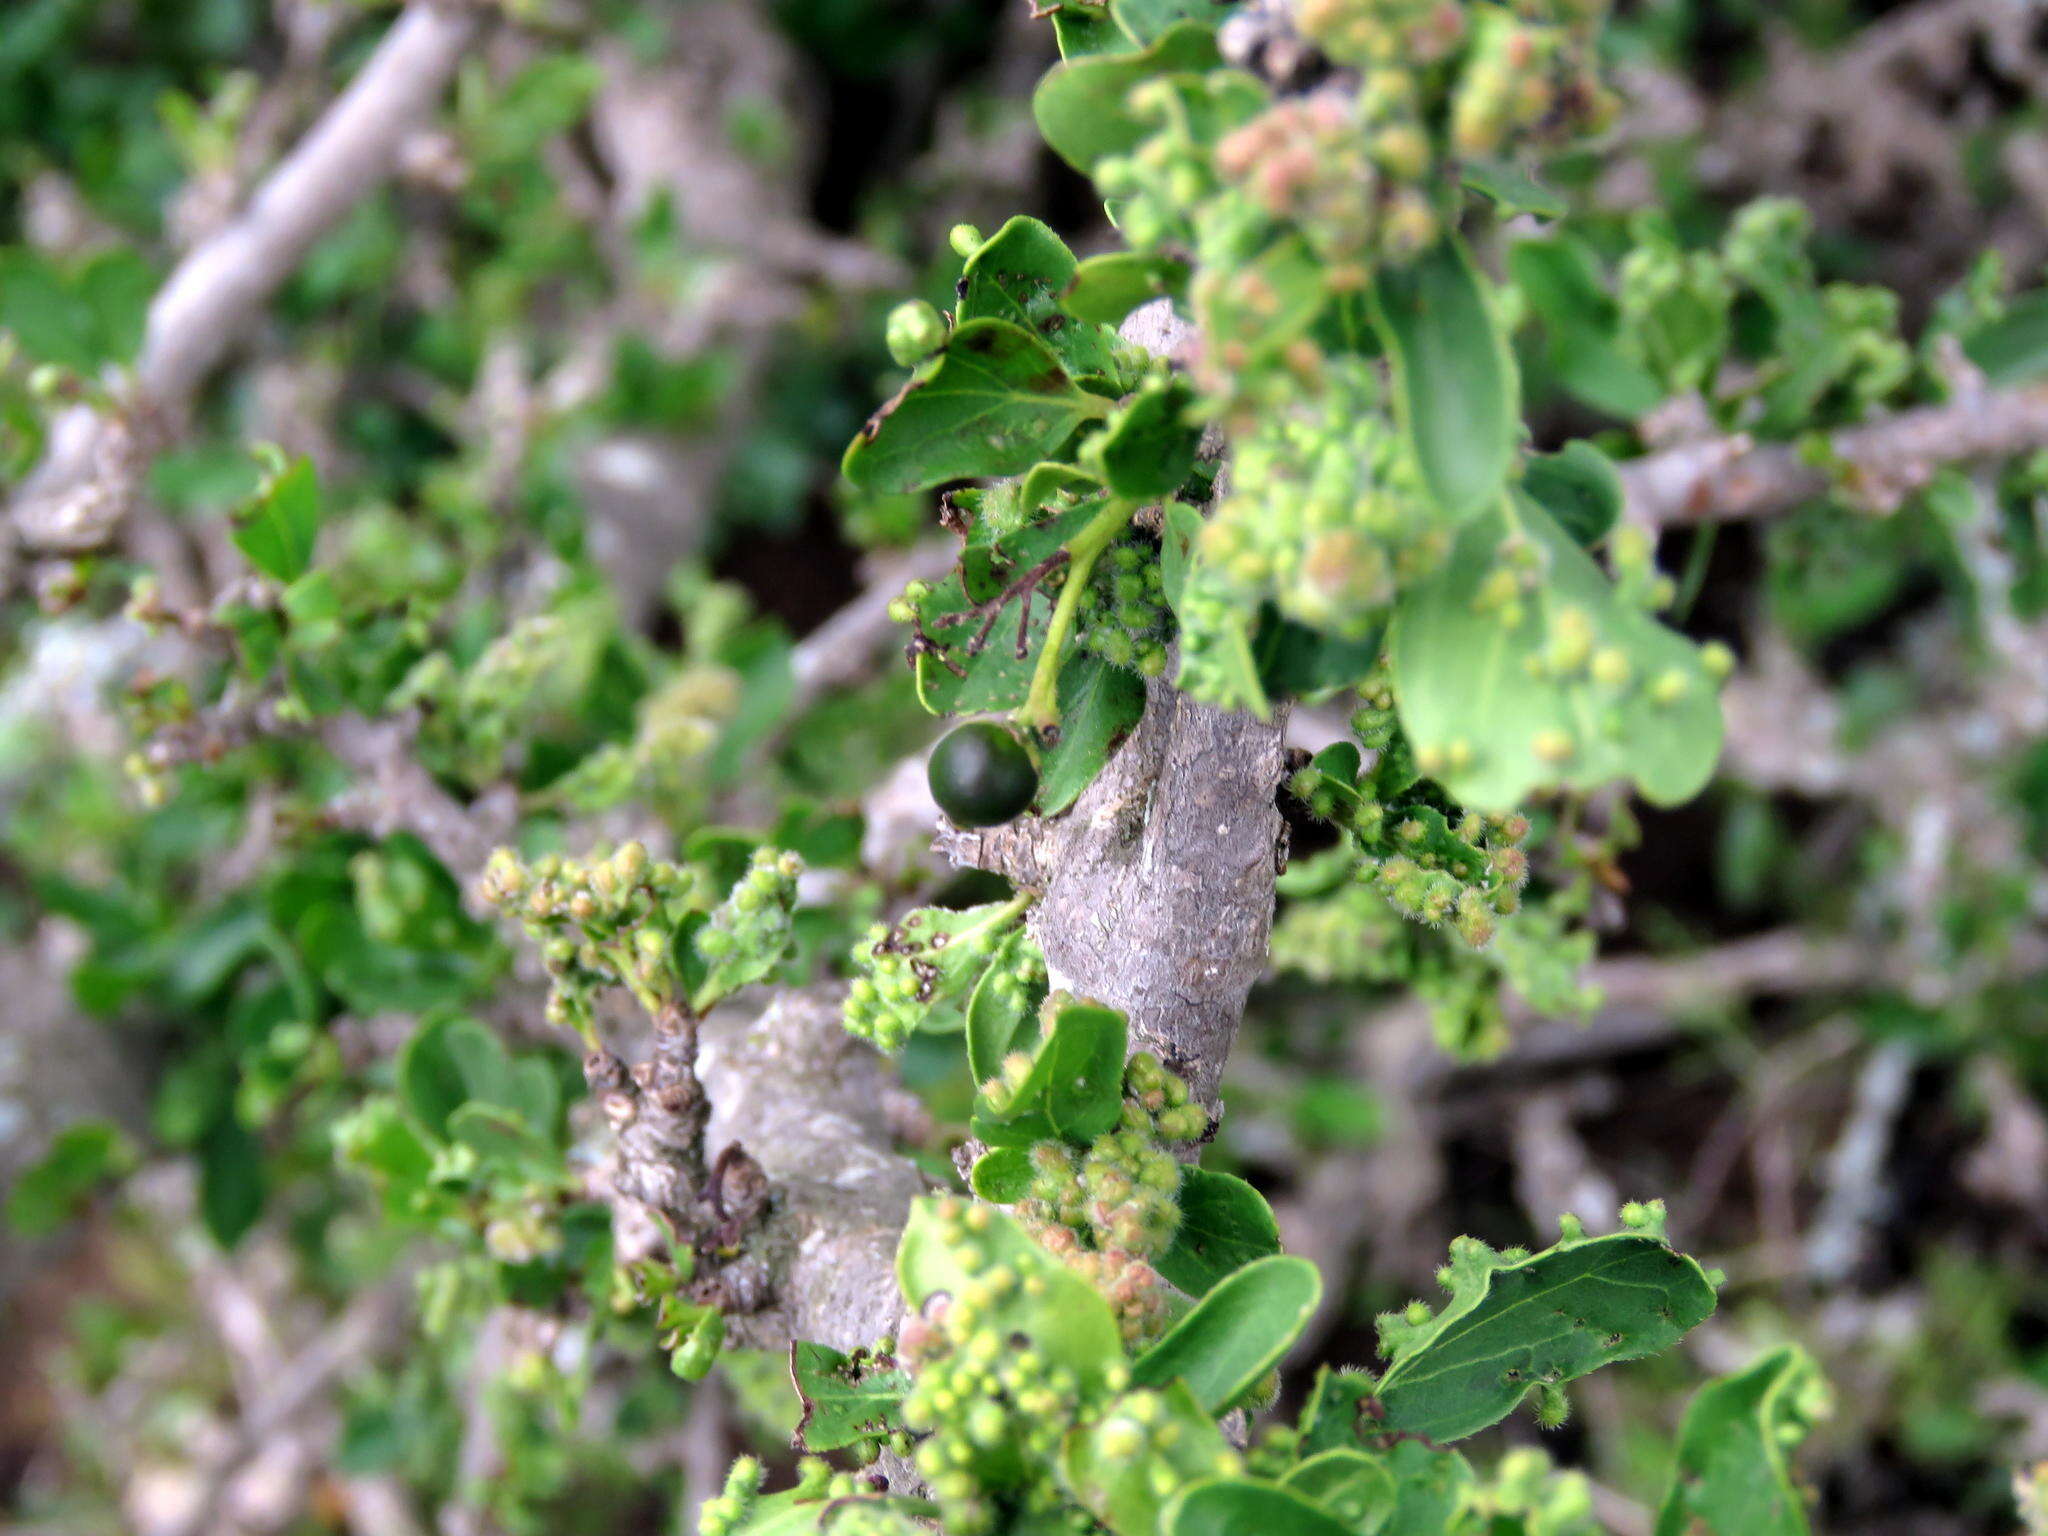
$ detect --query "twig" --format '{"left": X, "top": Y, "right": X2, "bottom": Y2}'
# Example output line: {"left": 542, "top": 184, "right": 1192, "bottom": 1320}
{"left": 11, "top": 2, "right": 485, "bottom": 556}
{"left": 1619, "top": 378, "right": 2048, "bottom": 527}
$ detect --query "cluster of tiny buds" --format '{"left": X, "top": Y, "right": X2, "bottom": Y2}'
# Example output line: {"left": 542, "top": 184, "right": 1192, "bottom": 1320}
{"left": 695, "top": 1454, "right": 888, "bottom": 1536}
{"left": 897, "top": 1223, "right": 1122, "bottom": 1534}
{"left": 999, "top": 1051, "right": 1209, "bottom": 1343}
{"left": 477, "top": 840, "right": 687, "bottom": 1031}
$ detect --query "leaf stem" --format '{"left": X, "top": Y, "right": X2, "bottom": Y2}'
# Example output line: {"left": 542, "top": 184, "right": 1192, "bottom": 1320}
{"left": 1014, "top": 496, "right": 1136, "bottom": 730}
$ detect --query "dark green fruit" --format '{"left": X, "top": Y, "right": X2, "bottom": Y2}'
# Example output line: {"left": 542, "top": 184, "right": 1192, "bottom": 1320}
{"left": 928, "top": 722, "right": 1038, "bottom": 829}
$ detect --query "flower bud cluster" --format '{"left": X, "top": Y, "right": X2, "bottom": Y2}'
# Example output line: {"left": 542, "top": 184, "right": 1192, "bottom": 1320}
{"left": 843, "top": 902, "right": 1038, "bottom": 1053}
{"left": 1074, "top": 535, "right": 1173, "bottom": 676}
{"left": 897, "top": 1204, "right": 1126, "bottom": 1535}
{"left": 696, "top": 1454, "right": 884, "bottom": 1536}
{"left": 1199, "top": 358, "right": 1444, "bottom": 638}
{"left": 478, "top": 840, "right": 694, "bottom": 1038}
{"left": 1003, "top": 1051, "right": 1208, "bottom": 1346}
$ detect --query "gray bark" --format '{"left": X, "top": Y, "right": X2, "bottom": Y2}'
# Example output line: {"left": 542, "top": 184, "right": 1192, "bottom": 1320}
{"left": 697, "top": 987, "right": 928, "bottom": 1351}
{"left": 935, "top": 303, "right": 1289, "bottom": 1108}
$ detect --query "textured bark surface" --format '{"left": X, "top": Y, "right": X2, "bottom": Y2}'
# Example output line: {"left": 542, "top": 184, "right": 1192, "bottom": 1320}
{"left": 936, "top": 302, "right": 1289, "bottom": 1107}
{"left": 696, "top": 986, "right": 929, "bottom": 1351}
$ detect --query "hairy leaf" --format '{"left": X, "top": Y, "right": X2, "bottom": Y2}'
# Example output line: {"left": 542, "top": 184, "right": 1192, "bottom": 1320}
{"left": 1036, "top": 653, "right": 1145, "bottom": 815}
{"left": 1060, "top": 1380, "right": 1234, "bottom": 1534}
{"left": 1373, "top": 1220, "right": 1718, "bottom": 1442}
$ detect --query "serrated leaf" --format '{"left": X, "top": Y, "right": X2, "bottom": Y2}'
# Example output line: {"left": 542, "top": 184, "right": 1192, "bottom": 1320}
{"left": 1153, "top": 1167, "right": 1281, "bottom": 1297}
{"left": 1133, "top": 1254, "right": 1320, "bottom": 1412}
{"left": 1523, "top": 441, "right": 1623, "bottom": 549}
{"left": 960, "top": 216, "right": 1119, "bottom": 377}
{"left": 1037, "top": 654, "right": 1145, "bottom": 815}
{"left": 1164, "top": 1478, "right": 1356, "bottom": 1536}
{"left": 1063, "top": 251, "right": 1191, "bottom": 327}
{"left": 843, "top": 319, "right": 1110, "bottom": 495}
{"left": 232, "top": 456, "right": 323, "bottom": 583}
{"left": 1373, "top": 1228, "right": 1718, "bottom": 1443}
{"left": 1654, "top": 1345, "right": 1829, "bottom": 1536}
{"left": 791, "top": 1341, "right": 912, "bottom": 1453}
{"left": 1372, "top": 238, "right": 1518, "bottom": 522}
{"left": 1033, "top": 21, "right": 1221, "bottom": 173}
{"left": 1389, "top": 492, "right": 1724, "bottom": 811}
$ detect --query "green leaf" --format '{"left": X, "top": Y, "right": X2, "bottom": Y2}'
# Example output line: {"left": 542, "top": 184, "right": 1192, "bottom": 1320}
{"left": 199, "top": 1114, "right": 266, "bottom": 1249}
{"left": 5, "top": 1120, "right": 136, "bottom": 1237}
{"left": 1133, "top": 1253, "right": 1320, "bottom": 1412}
{"left": 446, "top": 1102, "right": 562, "bottom": 1178}
{"left": 843, "top": 318, "right": 1109, "bottom": 495}
{"left": 1961, "top": 290, "right": 2048, "bottom": 384}
{"left": 791, "top": 1341, "right": 912, "bottom": 1453}
{"left": 1061, "top": 1381, "right": 1238, "bottom": 1536}
{"left": 969, "top": 1145, "right": 1035, "bottom": 1202}
{"left": 1063, "top": 251, "right": 1191, "bottom": 327}
{"left": 1037, "top": 654, "right": 1145, "bottom": 815}
{"left": 914, "top": 501, "right": 1101, "bottom": 715}
{"left": 1389, "top": 491, "right": 1725, "bottom": 811}
{"left": 1522, "top": 441, "right": 1624, "bottom": 550}
{"left": 1084, "top": 374, "right": 1200, "bottom": 500}
{"left": 1153, "top": 1167, "right": 1282, "bottom": 1296}
{"left": 1373, "top": 1222, "right": 1718, "bottom": 1443}
{"left": 1033, "top": 21, "right": 1222, "bottom": 173}
{"left": 959, "top": 216, "right": 1118, "bottom": 377}
{"left": 396, "top": 1015, "right": 520, "bottom": 1139}
{"left": 1164, "top": 1478, "right": 1356, "bottom": 1536}
{"left": 1509, "top": 237, "right": 1664, "bottom": 420}
{"left": 1462, "top": 158, "right": 1566, "bottom": 218}
{"left": 1371, "top": 238, "right": 1519, "bottom": 523}
{"left": 1654, "top": 1345, "right": 1829, "bottom": 1536}
{"left": 895, "top": 1198, "right": 1125, "bottom": 1396}
{"left": 1281, "top": 1450, "right": 1396, "bottom": 1528}
{"left": 232, "top": 456, "right": 323, "bottom": 583}
{"left": 972, "top": 1000, "right": 1127, "bottom": 1148}
{"left": 1250, "top": 609, "right": 1385, "bottom": 700}
{"left": 1378, "top": 1441, "right": 1477, "bottom": 1536}
{"left": 1298, "top": 1367, "right": 1376, "bottom": 1455}
{"left": 966, "top": 927, "right": 1044, "bottom": 1082}
{"left": 1110, "top": 0, "right": 1236, "bottom": 47}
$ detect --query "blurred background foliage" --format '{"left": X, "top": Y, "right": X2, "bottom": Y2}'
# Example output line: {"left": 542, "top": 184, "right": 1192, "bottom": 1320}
{"left": 0, "top": 1, "right": 2045, "bottom": 1533}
